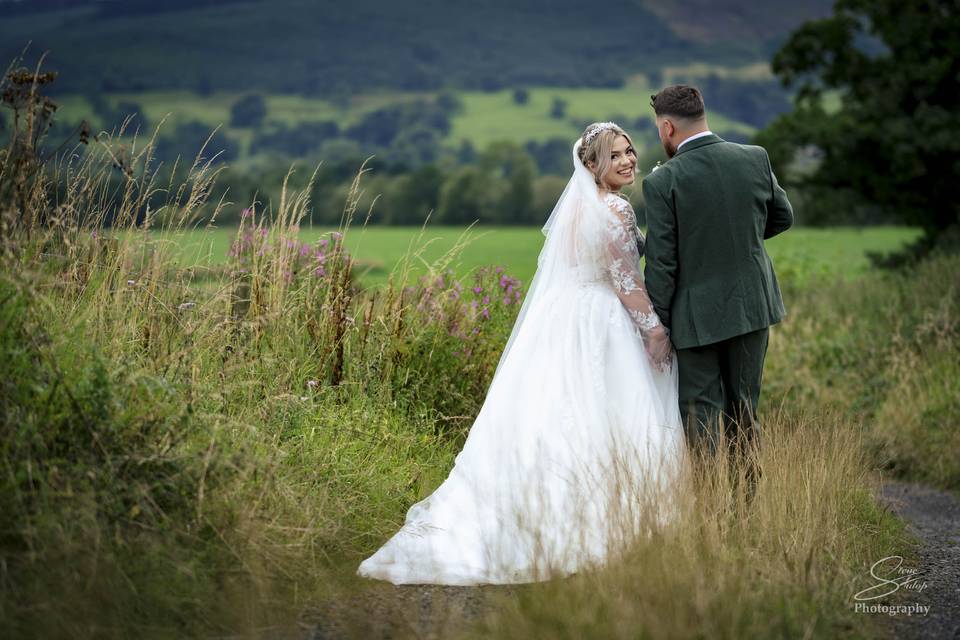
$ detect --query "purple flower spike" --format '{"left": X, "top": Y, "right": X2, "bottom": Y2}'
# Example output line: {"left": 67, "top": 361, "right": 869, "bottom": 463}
{"left": 472, "top": 286, "right": 483, "bottom": 295}
{"left": 481, "top": 307, "right": 490, "bottom": 320}
{"left": 482, "top": 296, "right": 490, "bottom": 305}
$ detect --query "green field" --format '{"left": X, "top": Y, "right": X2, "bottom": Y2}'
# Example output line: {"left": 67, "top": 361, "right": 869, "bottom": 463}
{"left": 170, "top": 224, "right": 921, "bottom": 288}
{"left": 448, "top": 86, "right": 756, "bottom": 148}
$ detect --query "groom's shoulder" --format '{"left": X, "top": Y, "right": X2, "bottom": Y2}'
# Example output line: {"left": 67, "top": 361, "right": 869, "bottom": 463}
{"left": 723, "top": 140, "right": 770, "bottom": 162}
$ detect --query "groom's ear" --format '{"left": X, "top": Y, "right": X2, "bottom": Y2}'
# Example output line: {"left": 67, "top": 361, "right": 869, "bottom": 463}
{"left": 661, "top": 118, "right": 676, "bottom": 138}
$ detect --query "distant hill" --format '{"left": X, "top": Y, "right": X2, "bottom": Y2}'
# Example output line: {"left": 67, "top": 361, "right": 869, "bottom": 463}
{"left": 1, "top": 0, "right": 833, "bottom": 95}
{"left": 642, "top": 0, "right": 834, "bottom": 44}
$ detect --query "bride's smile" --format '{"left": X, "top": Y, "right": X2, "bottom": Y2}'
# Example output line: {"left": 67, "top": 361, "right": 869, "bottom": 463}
{"left": 595, "top": 134, "right": 638, "bottom": 191}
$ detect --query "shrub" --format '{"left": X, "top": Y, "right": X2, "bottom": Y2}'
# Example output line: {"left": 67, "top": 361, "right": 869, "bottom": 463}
{"left": 229, "top": 93, "right": 267, "bottom": 128}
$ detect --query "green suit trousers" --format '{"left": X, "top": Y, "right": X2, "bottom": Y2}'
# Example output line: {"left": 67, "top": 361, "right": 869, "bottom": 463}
{"left": 676, "top": 327, "right": 769, "bottom": 455}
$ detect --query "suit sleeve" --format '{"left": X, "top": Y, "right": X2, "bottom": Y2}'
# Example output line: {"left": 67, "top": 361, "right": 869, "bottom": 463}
{"left": 641, "top": 177, "right": 677, "bottom": 329}
{"left": 763, "top": 149, "right": 794, "bottom": 239}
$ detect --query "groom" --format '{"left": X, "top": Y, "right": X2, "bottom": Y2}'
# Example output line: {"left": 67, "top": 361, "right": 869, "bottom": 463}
{"left": 642, "top": 85, "right": 793, "bottom": 462}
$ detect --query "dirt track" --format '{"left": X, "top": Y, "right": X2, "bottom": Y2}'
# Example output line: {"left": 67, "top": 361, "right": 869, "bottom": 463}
{"left": 874, "top": 481, "right": 960, "bottom": 640}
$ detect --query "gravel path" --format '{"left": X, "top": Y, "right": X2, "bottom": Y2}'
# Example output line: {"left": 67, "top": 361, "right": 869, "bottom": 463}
{"left": 302, "top": 583, "right": 515, "bottom": 639}
{"left": 874, "top": 480, "right": 960, "bottom": 640}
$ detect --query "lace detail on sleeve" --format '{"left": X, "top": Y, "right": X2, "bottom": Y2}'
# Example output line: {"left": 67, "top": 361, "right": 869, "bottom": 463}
{"left": 601, "top": 194, "right": 655, "bottom": 324}
{"left": 629, "top": 308, "right": 662, "bottom": 331}
{"left": 601, "top": 193, "right": 673, "bottom": 370}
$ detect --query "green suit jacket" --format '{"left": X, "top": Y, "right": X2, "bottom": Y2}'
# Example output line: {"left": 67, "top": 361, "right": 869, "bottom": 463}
{"left": 641, "top": 134, "right": 793, "bottom": 349}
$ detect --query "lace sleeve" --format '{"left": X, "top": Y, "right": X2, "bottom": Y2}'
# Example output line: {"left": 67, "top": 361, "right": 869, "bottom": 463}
{"left": 602, "top": 195, "right": 673, "bottom": 370}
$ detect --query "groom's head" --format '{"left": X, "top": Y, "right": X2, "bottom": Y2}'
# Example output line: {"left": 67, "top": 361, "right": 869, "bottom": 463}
{"left": 650, "top": 85, "right": 708, "bottom": 158}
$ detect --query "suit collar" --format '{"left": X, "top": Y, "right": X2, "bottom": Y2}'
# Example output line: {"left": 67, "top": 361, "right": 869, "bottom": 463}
{"left": 674, "top": 133, "right": 724, "bottom": 157}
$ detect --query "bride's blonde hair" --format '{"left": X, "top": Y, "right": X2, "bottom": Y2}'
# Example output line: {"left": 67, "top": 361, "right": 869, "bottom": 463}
{"left": 578, "top": 122, "right": 635, "bottom": 188}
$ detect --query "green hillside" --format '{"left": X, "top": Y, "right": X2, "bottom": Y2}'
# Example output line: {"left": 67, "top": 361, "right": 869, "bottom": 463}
{"left": 0, "top": 0, "right": 837, "bottom": 226}
{"left": 1, "top": 0, "right": 833, "bottom": 95}
{"left": 50, "top": 84, "right": 757, "bottom": 157}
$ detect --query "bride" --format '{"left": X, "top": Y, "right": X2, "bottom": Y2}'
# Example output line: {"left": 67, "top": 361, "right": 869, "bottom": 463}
{"left": 358, "top": 122, "right": 686, "bottom": 585}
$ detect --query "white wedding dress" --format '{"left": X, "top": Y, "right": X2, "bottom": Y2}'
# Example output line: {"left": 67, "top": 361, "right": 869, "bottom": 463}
{"left": 358, "top": 141, "right": 685, "bottom": 585}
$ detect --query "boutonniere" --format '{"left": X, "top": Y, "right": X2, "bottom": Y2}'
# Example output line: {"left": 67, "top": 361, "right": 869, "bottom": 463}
{"left": 650, "top": 161, "right": 662, "bottom": 173}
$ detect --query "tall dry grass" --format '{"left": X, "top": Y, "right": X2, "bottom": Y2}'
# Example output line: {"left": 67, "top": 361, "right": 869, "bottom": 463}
{"left": 470, "top": 409, "right": 902, "bottom": 639}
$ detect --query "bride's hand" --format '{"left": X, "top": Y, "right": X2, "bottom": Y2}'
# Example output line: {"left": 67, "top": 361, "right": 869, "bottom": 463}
{"left": 644, "top": 325, "right": 673, "bottom": 372}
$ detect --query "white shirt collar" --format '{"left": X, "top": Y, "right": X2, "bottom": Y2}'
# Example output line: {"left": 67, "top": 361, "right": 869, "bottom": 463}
{"left": 676, "top": 130, "right": 714, "bottom": 151}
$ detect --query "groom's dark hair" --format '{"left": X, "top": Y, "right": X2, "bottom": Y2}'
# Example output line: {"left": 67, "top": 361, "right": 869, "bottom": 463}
{"left": 650, "top": 85, "right": 705, "bottom": 120}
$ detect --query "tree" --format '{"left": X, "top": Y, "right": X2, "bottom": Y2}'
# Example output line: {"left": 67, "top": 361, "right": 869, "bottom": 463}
{"left": 389, "top": 125, "right": 441, "bottom": 168}
{"left": 385, "top": 165, "right": 444, "bottom": 224}
{"left": 699, "top": 75, "right": 791, "bottom": 128}
{"left": 525, "top": 138, "right": 572, "bottom": 176}
{"left": 437, "top": 166, "right": 489, "bottom": 224}
{"left": 478, "top": 142, "right": 537, "bottom": 224}
{"left": 230, "top": 94, "right": 267, "bottom": 128}
{"left": 757, "top": 0, "right": 960, "bottom": 255}
{"left": 550, "top": 97, "right": 567, "bottom": 120}
{"left": 155, "top": 121, "right": 239, "bottom": 165}
{"left": 512, "top": 88, "right": 529, "bottom": 105}
{"left": 250, "top": 121, "right": 339, "bottom": 157}
{"left": 115, "top": 101, "right": 150, "bottom": 131}
{"left": 435, "top": 91, "right": 463, "bottom": 115}
{"left": 437, "top": 144, "right": 537, "bottom": 224}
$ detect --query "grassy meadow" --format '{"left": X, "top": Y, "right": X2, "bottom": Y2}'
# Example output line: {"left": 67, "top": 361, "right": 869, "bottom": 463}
{"left": 170, "top": 223, "right": 921, "bottom": 289}
{"left": 3, "top": 98, "right": 957, "bottom": 640}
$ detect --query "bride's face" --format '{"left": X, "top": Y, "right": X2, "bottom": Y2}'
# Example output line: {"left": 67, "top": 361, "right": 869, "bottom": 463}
{"left": 601, "top": 135, "right": 637, "bottom": 191}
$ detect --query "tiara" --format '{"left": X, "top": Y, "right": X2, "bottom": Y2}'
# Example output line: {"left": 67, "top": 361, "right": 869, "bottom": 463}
{"left": 583, "top": 121, "right": 620, "bottom": 145}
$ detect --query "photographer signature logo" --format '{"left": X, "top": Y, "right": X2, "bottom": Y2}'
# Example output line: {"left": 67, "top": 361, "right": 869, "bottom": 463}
{"left": 854, "top": 555, "right": 928, "bottom": 601}
{"left": 853, "top": 556, "right": 930, "bottom": 616}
